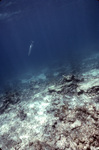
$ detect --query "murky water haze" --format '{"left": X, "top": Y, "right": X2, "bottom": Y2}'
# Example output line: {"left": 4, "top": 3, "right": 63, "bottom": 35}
{"left": 0, "top": 0, "right": 99, "bottom": 86}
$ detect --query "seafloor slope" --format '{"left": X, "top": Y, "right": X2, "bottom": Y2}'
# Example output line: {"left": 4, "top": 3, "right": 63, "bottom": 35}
{"left": 0, "top": 53, "right": 99, "bottom": 150}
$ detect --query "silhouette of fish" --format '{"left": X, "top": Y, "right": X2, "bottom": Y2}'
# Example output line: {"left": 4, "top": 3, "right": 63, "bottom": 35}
{"left": 28, "top": 41, "right": 34, "bottom": 56}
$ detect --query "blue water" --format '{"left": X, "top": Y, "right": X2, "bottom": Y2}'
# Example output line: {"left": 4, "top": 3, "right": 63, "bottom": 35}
{"left": 0, "top": 0, "right": 99, "bottom": 88}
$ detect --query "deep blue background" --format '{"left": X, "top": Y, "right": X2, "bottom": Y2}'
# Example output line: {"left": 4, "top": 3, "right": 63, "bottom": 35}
{"left": 0, "top": 0, "right": 99, "bottom": 86}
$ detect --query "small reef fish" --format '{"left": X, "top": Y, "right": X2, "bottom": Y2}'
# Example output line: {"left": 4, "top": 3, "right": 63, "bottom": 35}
{"left": 28, "top": 41, "right": 34, "bottom": 56}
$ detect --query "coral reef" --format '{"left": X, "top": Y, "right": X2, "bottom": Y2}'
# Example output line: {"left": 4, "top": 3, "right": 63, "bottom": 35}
{"left": 0, "top": 55, "right": 99, "bottom": 150}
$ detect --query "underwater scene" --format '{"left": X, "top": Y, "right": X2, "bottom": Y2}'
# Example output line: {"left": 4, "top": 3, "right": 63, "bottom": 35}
{"left": 0, "top": 0, "right": 99, "bottom": 149}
